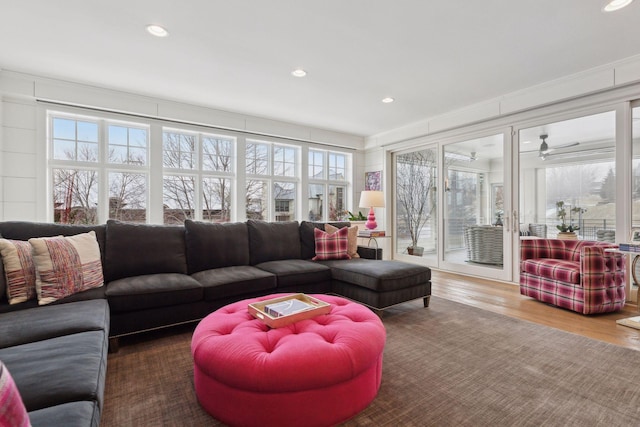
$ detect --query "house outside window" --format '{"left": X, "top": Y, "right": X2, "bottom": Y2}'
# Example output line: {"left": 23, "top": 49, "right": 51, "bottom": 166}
{"left": 308, "top": 150, "right": 348, "bottom": 221}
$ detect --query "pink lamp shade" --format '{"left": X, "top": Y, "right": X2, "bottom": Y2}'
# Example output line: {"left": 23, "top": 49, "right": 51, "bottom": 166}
{"left": 359, "top": 191, "right": 385, "bottom": 230}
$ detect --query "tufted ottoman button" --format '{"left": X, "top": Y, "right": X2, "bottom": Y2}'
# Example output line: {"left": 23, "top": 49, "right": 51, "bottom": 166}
{"left": 191, "top": 294, "right": 386, "bottom": 427}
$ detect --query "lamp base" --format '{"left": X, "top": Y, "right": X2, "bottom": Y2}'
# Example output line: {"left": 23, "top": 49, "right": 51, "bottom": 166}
{"left": 365, "top": 207, "right": 377, "bottom": 230}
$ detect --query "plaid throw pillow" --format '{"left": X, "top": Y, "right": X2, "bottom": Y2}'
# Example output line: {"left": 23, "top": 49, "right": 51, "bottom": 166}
{"left": 312, "top": 227, "right": 351, "bottom": 261}
{"left": 325, "top": 224, "right": 360, "bottom": 259}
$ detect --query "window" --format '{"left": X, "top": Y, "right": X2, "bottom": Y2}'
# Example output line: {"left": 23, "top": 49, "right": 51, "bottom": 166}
{"left": 163, "top": 131, "right": 196, "bottom": 170}
{"left": 245, "top": 140, "right": 300, "bottom": 222}
{"left": 519, "top": 111, "right": 616, "bottom": 240}
{"left": 52, "top": 117, "right": 98, "bottom": 162}
{"left": 47, "top": 109, "right": 351, "bottom": 225}
{"left": 109, "top": 172, "right": 147, "bottom": 222}
{"left": 163, "top": 129, "right": 236, "bottom": 224}
{"left": 108, "top": 124, "right": 147, "bottom": 165}
{"left": 307, "top": 150, "right": 349, "bottom": 221}
{"left": 246, "top": 141, "right": 269, "bottom": 175}
{"left": 53, "top": 168, "right": 99, "bottom": 224}
{"left": 49, "top": 113, "right": 149, "bottom": 224}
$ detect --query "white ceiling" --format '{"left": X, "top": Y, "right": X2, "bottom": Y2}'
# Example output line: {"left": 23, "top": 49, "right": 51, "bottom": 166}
{"left": 1, "top": 0, "right": 640, "bottom": 137}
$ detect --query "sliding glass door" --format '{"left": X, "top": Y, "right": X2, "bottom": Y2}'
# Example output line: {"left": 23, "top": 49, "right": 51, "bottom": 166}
{"left": 518, "top": 111, "right": 616, "bottom": 241}
{"left": 440, "top": 132, "right": 512, "bottom": 280}
{"left": 394, "top": 146, "right": 438, "bottom": 264}
{"left": 391, "top": 105, "right": 633, "bottom": 287}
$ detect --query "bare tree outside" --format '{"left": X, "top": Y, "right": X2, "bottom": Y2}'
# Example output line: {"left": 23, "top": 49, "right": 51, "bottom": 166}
{"left": 246, "top": 179, "right": 267, "bottom": 220}
{"left": 201, "top": 136, "right": 233, "bottom": 222}
{"left": 53, "top": 142, "right": 99, "bottom": 224}
{"left": 53, "top": 168, "right": 99, "bottom": 224}
{"left": 162, "top": 132, "right": 197, "bottom": 224}
{"left": 109, "top": 172, "right": 147, "bottom": 222}
{"left": 203, "top": 177, "right": 231, "bottom": 222}
{"left": 395, "top": 149, "right": 438, "bottom": 255}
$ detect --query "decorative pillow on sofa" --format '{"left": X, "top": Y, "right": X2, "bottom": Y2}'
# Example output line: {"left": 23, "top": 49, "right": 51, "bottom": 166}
{"left": 0, "top": 239, "right": 37, "bottom": 305}
{"left": 325, "top": 224, "right": 360, "bottom": 259}
{"left": 0, "top": 360, "right": 31, "bottom": 427}
{"left": 312, "top": 227, "right": 351, "bottom": 261}
{"left": 28, "top": 231, "right": 104, "bottom": 305}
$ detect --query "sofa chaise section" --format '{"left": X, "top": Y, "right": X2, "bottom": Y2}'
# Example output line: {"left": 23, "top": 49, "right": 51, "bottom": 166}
{"left": 0, "top": 299, "right": 109, "bottom": 427}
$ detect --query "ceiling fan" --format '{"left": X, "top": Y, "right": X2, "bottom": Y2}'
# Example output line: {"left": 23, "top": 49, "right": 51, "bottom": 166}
{"left": 524, "top": 134, "right": 580, "bottom": 160}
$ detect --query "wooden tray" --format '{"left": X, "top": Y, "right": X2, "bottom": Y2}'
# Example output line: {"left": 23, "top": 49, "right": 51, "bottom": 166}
{"left": 248, "top": 294, "right": 331, "bottom": 328}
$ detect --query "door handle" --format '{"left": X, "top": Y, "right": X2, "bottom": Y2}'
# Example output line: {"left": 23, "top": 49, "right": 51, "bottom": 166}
{"left": 513, "top": 210, "right": 519, "bottom": 234}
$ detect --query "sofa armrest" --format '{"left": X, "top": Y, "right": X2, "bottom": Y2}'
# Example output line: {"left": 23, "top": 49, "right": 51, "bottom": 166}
{"left": 580, "top": 245, "right": 626, "bottom": 314}
{"left": 357, "top": 245, "right": 382, "bottom": 260}
{"left": 580, "top": 245, "right": 625, "bottom": 277}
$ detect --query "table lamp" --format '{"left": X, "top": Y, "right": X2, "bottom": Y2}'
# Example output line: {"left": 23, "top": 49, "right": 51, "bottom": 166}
{"left": 359, "top": 190, "right": 385, "bottom": 230}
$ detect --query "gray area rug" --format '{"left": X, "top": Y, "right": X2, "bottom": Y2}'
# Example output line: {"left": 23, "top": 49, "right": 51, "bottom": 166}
{"left": 102, "top": 297, "right": 640, "bottom": 426}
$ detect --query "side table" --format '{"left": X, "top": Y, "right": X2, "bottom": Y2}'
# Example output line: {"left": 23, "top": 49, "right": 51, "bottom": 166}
{"left": 357, "top": 235, "right": 391, "bottom": 260}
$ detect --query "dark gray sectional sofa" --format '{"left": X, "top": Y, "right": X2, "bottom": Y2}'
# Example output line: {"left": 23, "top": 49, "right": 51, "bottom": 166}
{"left": 0, "top": 219, "right": 431, "bottom": 426}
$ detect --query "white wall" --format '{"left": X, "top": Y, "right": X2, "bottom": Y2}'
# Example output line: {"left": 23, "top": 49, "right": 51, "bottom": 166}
{"left": 366, "top": 54, "right": 640, "bottom": 149}
{"left": 1, "top": 97, "right": 38, "bottom": 221}
{"left": 0, "top": 69, "right": 366, "bottom": 222}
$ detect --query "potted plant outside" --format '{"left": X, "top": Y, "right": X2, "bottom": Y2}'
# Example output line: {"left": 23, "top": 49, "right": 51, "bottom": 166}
{"left": 556, "top": 201, "right": 581, "bottom": 239}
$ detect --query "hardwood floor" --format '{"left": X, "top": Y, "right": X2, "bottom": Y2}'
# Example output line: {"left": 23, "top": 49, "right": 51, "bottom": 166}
{"left": 429, "top": 270, "right": 640, "bottom": 351}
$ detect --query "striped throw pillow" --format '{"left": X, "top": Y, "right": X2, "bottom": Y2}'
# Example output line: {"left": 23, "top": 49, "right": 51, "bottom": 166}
{"left": 29, "top": 231, "right": 104, "bottom": 305}
{"left": 0, "top": 361, "right": 31, "bottom": 427}
{"left": 0, "top": 239, "right": 37, "bottom": 305}
{"left": 312, "top": 227, "right": 351, "bottom": 261}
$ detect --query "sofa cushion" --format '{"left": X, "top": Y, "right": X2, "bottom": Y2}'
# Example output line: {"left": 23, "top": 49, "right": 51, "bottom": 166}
{"left": 312, "top": 227, "right": 351, "bottom": 261}
{"left": 0, "top": 330, "right": 107, "bottom": 412}
{"left": 0, "top": 360, "right": 30, "bottom": 427}
{"left": 29, "top": 231, "right": 104, "bottom": 305}
{"left": 521, "top": 258, "right": 581, "bottom": 284}
{"left": 325, "top": 224, "right": 359, "bottom": 259}
{"left": 185, "top": 220, "right": 249, "bottom": 274}
{"left": 0, "top": 286, "right": 105, "bottom": 315}
{"left": 247, "top": 220, "right": 301, "bottom": 265}
{"left": 299, "top": 221, "right": 351, "bottom": 260}
{"left": 105, "top": 220, "right": 187, "bottom": 282}
{"left": 29, "top": 401, "right": 100, "bottom": 427}
{"left": 256, "top": 259, "right": 331, "bottom": 288}
{"left": 0, "top": 239, "right": 37, "bottom": 304}
{"left": 192, "top": 266, "right": 276, "bottom": 300}
{"left": 0, "top": 299, "right": 109, "bottom": 348}
{"left": 106, "top": 273, "right": 203, "bottom": 312}
{"left": 320, "top": 258, "right": 431, "bottom": 292}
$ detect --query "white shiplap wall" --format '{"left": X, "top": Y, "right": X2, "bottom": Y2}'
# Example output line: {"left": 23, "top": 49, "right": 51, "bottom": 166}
{"left": 1, "top": 97, "right": 38, "bottom": 221}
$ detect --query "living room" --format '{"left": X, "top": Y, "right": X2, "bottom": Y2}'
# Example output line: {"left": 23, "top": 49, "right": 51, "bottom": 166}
{"left": 2, "top": 1, "right": 640, "bottom": 426}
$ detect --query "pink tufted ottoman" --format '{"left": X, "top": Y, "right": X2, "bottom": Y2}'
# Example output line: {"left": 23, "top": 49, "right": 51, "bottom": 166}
{"left": 191, "top": 294, "right": 386, "bottom": 427}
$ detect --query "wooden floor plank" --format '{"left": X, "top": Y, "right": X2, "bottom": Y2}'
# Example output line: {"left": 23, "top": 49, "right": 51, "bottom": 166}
{"left": 431, "top": 270, "right": 640, "bottom": 351}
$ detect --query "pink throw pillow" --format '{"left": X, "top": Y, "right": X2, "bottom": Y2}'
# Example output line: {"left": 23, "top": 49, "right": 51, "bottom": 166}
{"left": 0, "top": 361, "right": 31, "bottom": 427}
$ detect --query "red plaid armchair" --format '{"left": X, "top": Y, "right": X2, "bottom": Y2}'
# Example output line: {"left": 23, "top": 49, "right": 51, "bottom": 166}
{"left": 520, "top": 239, "right": 626, "bottom": 314}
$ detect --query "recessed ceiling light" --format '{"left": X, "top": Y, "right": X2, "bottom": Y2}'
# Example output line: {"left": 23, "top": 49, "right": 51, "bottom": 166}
{"left": 291, "top": 69, "right": 307, "bottom": 77}
{"left": 382, "top": 97, "right": 395, "bottom": 104}
{"left": 146, "top": 24, "right": 169, "bottom": 37}
{"left": 603, "top": 0, "right": 633, "bottom": 12}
